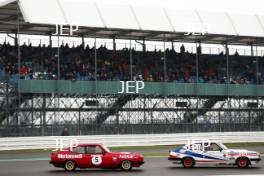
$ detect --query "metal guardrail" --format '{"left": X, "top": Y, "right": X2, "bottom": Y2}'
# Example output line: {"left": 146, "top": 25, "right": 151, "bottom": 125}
{"left": 0, "top": 132, "right": 263, "bottom": 151}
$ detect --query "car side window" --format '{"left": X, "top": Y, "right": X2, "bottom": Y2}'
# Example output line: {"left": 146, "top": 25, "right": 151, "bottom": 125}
{"left": 95, "top": 146, "right": 103, "bottom": 154}
{"left": 72, "top": 146, "right": 86, "bottom": 154}
{"left": 86, "top": 146, "right": 103, "bottom": 154}
{"left": 204, "top": 143, "right": 222, "bottom": 151}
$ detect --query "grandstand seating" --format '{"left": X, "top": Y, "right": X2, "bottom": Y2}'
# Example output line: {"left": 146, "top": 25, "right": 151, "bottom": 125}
{"left": 0, "top": 42, "right": 263, "bottom": 85}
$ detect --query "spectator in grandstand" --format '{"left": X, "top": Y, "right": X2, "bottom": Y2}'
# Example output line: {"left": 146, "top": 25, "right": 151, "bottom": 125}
{"left": 61, "top": 127, "right": 70, "bottom": 136}
{"left": 0, "top": 42, "right": 263, "bottom": 85}
{"left": 180, "top": 44, "right": 185, "bottom": 53}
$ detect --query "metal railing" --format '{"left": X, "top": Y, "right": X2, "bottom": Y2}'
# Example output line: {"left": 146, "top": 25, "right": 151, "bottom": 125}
{"left": 0, "top": 131, "right": 263, "bottom": 150}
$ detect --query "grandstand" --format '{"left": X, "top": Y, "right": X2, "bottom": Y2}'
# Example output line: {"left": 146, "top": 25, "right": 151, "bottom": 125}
{"left": 0, "top": 0, "right": 264, "bottom": 136}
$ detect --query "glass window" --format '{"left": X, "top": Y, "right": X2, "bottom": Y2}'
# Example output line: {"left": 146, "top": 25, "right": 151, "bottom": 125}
{"left": 204, "top": 143, "right": 222, "bottom": 151}
{"left": 95, "top": 146, "right": 103, "bottom": 154}
{"left": 86, "top": 146, "right": 103, "bottom": 154}
{"left": 72, "top": 146, "right": 86, "bottom": 154}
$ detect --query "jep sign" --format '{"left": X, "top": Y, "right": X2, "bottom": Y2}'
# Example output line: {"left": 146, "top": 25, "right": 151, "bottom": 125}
{"left": 118, "top": 81, "right": 145, "bottom": 94}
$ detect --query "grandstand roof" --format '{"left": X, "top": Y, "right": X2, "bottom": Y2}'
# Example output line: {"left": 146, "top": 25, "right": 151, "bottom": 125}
{"left": 1, "top": 0, "right": 264, "bottom": 45}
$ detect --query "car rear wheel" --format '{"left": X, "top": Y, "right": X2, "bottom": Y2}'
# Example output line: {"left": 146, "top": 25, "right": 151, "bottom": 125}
{"left": 64, "top": 160, "right": 76, "bottom": 171}
{"left": 236, "top": 157, "right": 249, "bottom": 168}
{"left": 120, "top": 160, "right": 132, "bottom": 171}
{"left": 182, "top": 157, "right": 194, "bottom": 168}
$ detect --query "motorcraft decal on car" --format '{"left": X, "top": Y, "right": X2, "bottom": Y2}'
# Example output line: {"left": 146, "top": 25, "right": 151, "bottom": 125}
{"left": 58, "top": 154, "right": 83, "bottom": 159}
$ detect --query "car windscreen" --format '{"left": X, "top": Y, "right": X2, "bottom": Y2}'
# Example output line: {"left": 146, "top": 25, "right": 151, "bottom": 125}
{"left": 218, "top": 143, "right": 228, "bottom": 150}
{"left": 102, "top": 146, "right": 111, "bottom": 153}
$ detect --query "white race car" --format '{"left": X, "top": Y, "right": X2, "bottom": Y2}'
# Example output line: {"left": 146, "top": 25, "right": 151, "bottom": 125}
{"left": 168, "top": 141, "right": 261, "bottom": 168}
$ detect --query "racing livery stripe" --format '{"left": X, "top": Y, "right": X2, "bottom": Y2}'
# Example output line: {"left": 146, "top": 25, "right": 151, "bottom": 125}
{"left": 184, "top": 150, "right": 225, "bottom": 160}
{"left": 195, "top": 160, "right": 223, "bottom": 162}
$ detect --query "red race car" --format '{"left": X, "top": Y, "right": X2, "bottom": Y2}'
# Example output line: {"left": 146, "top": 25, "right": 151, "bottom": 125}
{"left": 50, "top": 143, "right": 144, "bottom": 171}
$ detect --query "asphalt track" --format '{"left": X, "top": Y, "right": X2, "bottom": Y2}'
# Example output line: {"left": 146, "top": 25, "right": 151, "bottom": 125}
{"left": 0, "top": 150, "right": 263, "bottom": 176}
{"left": 0, "top": 157, "right": 263, "bottom": 176}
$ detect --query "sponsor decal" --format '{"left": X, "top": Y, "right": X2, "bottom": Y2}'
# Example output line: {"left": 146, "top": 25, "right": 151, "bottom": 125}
{"left": 226, "top": 150, "right": 257, "bottom": 157}
{"left": 58, "top": 154, "right": 82, "bottom": 159}
{"left": 119, "top": 154, "right": 134, "bottom": 159}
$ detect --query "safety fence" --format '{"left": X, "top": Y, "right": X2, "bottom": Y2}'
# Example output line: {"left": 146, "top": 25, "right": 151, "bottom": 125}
{"left": 0, "top": 131, "right": 263, "bottom": 150}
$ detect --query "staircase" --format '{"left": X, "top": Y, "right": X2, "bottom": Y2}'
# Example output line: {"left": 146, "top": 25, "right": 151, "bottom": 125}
{"left": 0, "top": 79, "right": 30, "bottom": 125}
{"left": 182, "top": 97, "right": 225, "bottom": 123}
{"left": 94, "top": 95, "right": 137, "bottom": 126}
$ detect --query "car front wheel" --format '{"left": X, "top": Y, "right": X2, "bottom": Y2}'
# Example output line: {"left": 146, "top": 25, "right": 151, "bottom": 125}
{"left": 64, "top": 160, "right": 76, "bottom": 171}
{"left": 120, "top": 160, "right": 132, "bottom": 171}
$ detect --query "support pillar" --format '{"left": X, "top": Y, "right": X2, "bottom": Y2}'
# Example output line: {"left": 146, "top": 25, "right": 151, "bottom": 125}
{"left": 171, "top": 41, "right": 174, "bottom": 50}
{"left": 49, "top": 35, "right": 52, "bottom": 47}
{"left": 163, "top": 35, "right": 166, "bottom": 82}
{"left": 41, "top": 95, "right": 46, "bottom": 136}
{"left": 142, "top": 39, "right": 146, "bottom": 53}
{"left": 113, "top": 36, "right": 116, "bottom": 51}
{"left": 129, "top": 38, "right": 133, "bottom": 80}
{"left": 225, "top": 42, "right": 231, "bottom": 132}
{"left": 81, "top": 35, "right": 85, "bottom": 49}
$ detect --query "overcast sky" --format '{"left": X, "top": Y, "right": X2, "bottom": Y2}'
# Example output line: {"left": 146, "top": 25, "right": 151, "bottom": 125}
{"left": 84, "top": 0, "right": 264, "bottom": 15}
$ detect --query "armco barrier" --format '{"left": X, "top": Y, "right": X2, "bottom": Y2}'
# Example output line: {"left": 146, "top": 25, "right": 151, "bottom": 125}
{"left": 0, "top": 132, "right": 263, "bottom": 151}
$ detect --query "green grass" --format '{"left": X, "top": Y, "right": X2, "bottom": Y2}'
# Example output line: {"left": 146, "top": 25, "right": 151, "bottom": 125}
{"left": 225, "top": 142, "right": 264, "bottom": 148}
{"left": 111, "top": 142, "right": 264, "bottom": 150}
{"left": 141, "top": 151, "right": 264, "bottom": 157}
{"left": 110, "top": 145, "right": 181, "bottom": 151}
{"left": 0, "top": 149, "right": 53, "bottom": 154}
{"left": 143, "top": 153, "right": 168, "bottom": 157}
